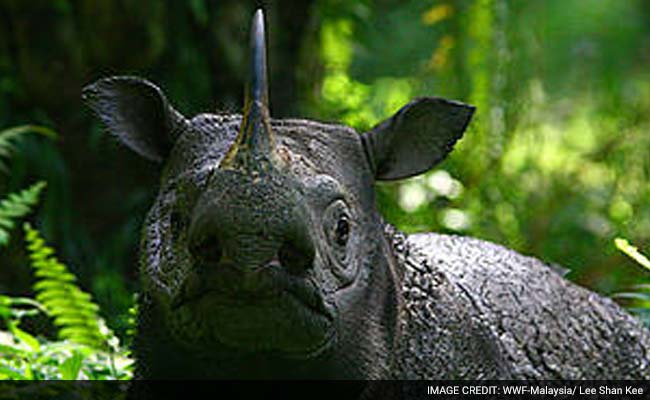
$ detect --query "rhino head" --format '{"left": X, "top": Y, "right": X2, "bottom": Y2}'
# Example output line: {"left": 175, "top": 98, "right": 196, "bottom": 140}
{"left": 83, "top": 10, "right": 474, "bottom": 379}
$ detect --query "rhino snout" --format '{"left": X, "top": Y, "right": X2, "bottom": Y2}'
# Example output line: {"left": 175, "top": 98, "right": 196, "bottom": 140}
{"left": 187, "top": 176, "right": 315, "bottom": 279}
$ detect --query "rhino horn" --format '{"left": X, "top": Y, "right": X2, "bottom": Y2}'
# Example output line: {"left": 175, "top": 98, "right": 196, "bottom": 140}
{"left": 222, "top": 9, "right": 276, "bottom": 171}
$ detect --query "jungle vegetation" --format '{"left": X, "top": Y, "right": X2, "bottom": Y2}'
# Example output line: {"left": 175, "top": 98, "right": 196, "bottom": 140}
{"left": 0, "top": 0, "right": 649, "bottom": 379}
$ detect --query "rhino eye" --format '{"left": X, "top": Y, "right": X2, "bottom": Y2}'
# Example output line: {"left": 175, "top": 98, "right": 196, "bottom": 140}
{"left": 324, "top": 200, "right": 356, "bottom": 281}
{"left": 334, "top": 216, "right": 350, "bottom": 246}
{"left": 324, "top": 200, "right": 352, "bottom": 254}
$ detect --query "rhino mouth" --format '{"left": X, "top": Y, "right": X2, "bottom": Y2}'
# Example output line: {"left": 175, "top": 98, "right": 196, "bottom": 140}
{"left": 170, "top": 259, "right": 335, "bottom": 356}
{"left": 175, "top": 259, "right": 330, "bottom": 314}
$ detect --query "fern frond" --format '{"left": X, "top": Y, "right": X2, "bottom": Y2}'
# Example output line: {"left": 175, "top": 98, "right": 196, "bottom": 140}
{"left": 0, "top": 125, "right": 56, "bottom": 172}
{"left": 23, "top": 223, "right": 115, "bottom": 351}
{"left": 0, "top": 181, "right": 46, "bottom": 246}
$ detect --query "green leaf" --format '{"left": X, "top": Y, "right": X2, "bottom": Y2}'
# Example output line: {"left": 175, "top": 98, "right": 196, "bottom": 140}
{"left": 5, "top": 296, "right": 48, "bottom": 314}
{"left": 0, "top": 365, "right": 29, "bottom": 380}
{"left": 612, "top": 292, "right": 650, "bottom": 301}
{"left": 0, "top": 125, "right": 57, "bottom": 141}
{"left": 59, "top": 350, "right": 85, "bottom": 379}
{"left": 615, "top": 237, "right": 650, "bottom": 271}
{"left": 23, "top": 223, "right": 115, "bottom": 351}
{"left": 23, "top": 361, "right": 34, "bottom": 380}
{"left": 0, "top": 342, "right": 26, "bottom": 356}
{"left": 0, "top": 181, "right": 47, "bottom": 247}
{"left": 0, "top": 125, "right": 56, "bottom": 173}
{"left": 10, "top": 325, "right": 40, "bottom": 352}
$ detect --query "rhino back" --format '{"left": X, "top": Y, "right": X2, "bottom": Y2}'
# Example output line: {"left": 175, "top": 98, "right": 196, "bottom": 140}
{"left": 396, "top": 232, "right": 650, "bottom": 379}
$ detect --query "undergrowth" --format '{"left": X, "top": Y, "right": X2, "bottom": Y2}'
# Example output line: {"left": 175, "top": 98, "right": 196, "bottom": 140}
{"left": 0, "top": 125, "right": 132, "bottom": 380}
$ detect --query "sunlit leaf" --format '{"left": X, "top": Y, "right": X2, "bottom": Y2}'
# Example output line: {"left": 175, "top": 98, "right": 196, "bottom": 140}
{"left": 59, "top": 351, "right": 85, "bottom": 380}
{"left": 10, "top": 324, "right": 40, "bottom": 352}
{"left": 615, "top": 238, "right": 650, "bottom": 272}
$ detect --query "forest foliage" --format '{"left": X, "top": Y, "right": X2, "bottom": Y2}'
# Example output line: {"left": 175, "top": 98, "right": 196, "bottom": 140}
{"left": 0, "top": 0, "right": 649, "bottom": 379}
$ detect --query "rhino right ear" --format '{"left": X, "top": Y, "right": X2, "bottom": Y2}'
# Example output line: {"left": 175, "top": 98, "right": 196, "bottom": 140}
{"left": 361, "top": 97, "right": 474, "bottom": 181}
{"left": 82, "top": 76, "right": 188, "bottom": 162}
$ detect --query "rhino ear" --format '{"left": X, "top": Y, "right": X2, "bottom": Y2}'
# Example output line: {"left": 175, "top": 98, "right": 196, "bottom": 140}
{"left": 82, "top": 76, "right": 188, "bottom": 162}
{"left": 362, "top": 97, "right": 475, "bottom": 181}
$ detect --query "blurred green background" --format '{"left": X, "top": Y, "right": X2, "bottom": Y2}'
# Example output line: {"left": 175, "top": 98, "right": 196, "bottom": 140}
{"left": 1, "top": 0, "right": 649, "bottom": 339}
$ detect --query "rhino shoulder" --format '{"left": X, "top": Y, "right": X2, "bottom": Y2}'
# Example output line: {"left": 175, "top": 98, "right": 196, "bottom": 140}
{"left": 390, "top": 228, "right": 512, "bottom": 379}
{"left": 402, "top": 232, "right": 650, "bottom": 379}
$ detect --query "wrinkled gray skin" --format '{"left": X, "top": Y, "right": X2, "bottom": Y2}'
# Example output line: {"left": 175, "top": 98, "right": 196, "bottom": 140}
{"left": 83, "top": 10, "right": 650, "bottom": 382}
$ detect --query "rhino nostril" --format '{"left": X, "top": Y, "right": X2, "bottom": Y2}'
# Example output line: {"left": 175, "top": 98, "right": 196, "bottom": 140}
{"left": 278, "top": 242, "right": 313, "bottom": 275}
{"left": 191, "top": 235, "right": 222, "bottom": 266}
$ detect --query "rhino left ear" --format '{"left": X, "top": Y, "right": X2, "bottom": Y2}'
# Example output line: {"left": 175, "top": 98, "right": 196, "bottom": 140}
{"left": 82, "top": 76, "right": 188, "bottom": 162}
{"left": 361, "top": 97, "right": 475, "bottom": 181}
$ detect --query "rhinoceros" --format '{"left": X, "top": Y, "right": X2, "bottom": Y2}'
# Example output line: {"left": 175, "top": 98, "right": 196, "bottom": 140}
{"left": 82, "top": 10, "right": 650, "bottom": 382}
